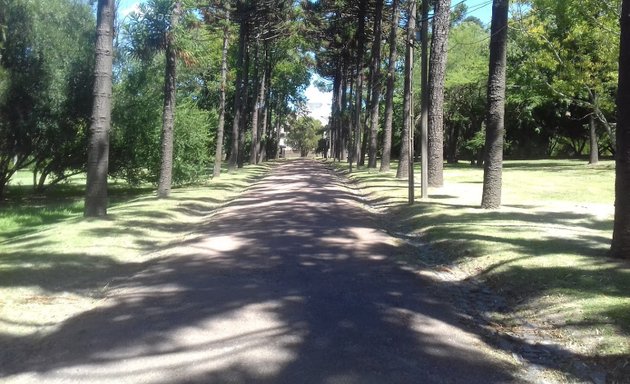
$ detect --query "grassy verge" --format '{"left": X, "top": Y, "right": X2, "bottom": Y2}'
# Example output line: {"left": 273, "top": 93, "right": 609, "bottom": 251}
{"left": 0, "top": 163, "right": 272, "bottom": 337}
{"left": 329, "top": 159, "right": 629, "bottom": 374}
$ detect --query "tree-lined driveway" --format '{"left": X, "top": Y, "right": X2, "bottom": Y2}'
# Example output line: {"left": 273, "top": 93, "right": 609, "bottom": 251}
{"left": 2, "top": 160, "right": 523, "bottom": 383}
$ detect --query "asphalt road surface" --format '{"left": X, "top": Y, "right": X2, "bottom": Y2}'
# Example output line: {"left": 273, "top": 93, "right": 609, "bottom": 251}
{"left": 1, "top": 160, "right": 526, "bottom": 383}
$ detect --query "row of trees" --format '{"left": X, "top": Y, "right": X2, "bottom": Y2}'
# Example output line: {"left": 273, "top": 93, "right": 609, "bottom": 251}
{"left": 302, "top": 0, "right": 628, "bottom": 257}
{"left": 1, "top": 0, "right": 628, "bottom": 257}
{"left": 306, "top": 0, "right": 620, "bottom": 176}
{"left": 0, "top": 0, "right": 312, "bottom": 205}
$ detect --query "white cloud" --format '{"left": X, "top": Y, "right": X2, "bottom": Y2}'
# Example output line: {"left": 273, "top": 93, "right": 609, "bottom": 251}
{"left": 305, "top": 80, "right": 332, "bottom": 126}
{"left": 118, "top": 1, "right": 141, "bottom": 18}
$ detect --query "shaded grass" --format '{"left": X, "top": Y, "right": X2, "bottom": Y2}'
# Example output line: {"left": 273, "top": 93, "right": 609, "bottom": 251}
{"left": 329, "top": 159, "right": 629, "bottom": 361}
{"left": 0, "top": 162, "right": 273, "bottom": 336}
{"left": 1, "top": 170, "right": 158, "bottom": 242}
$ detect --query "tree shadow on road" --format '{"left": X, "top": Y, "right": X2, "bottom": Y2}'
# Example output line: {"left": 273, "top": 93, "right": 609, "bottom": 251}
{"left": 0, "top": 160, "right": 620, "bottom": 383}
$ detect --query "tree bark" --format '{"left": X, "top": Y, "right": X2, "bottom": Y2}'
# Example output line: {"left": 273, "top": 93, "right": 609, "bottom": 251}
{"left": 257, "top": 49, "right": 271, "bottom": 163}
{"left": 345, "top": 64, "right": 354, "bottom": 162}
{"left": 330, "top": 66, "right": 341, "bottom": 160}
{"left": 256, "top": 57, "right": 271, "bottom": 164}
{"left": 157, "top": 1, "right": 181, "bottom": 199}
{"left": 396, "top": 1, "right": 415, "bottom": 180}
{"left": 84, "top": 0, "right": 114, "bottom": 217}
{"left": 274, "top": 117, "right": 281, "bottom": 159}
{"left": 419, "top": 0, "right": 429, "bottom": 199}
{"left": 250, "top": 40, "right": 262, "bottom": 165}
{"left": 213, "top": 11, "right": 230, "bottom": 178}
{"left": 368, "top": 0, "right": 384, "bottom": 168}
{"left": 611, "top": 0, "right": 630, "bottom": 259}
{"left": 228, "top": 22, "right": 248, "bottom": 172}
{"left": 447, "top": 122, "right": 460, "bottom": 163}
{"left": 481, "top": 0, "right": 509, "bottom": 209}
{"left": 359, "top": 75, "right": 371, "bottom": 167}
{"left": 352, "top": 0, "right": 368, "bottom": 170}
{"left": 339, "top": 63, "right": 348, "bottom": 161}
{"left": 237, "top": 42, "right": 250, "bottom": 168}
{"left": 427, "top": 0, "right": 451, "bottom": 187}
{"left": 380, "top": 0, "right": 399, "bottom": 173}
{"left": 589, "top": 113, "right": 599, "bottom": 165}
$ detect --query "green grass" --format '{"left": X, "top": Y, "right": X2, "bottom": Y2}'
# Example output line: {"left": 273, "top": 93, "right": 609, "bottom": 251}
{"left": 330, "top": 159, "right": 629, "bottom": 365}
{"left": 1, "top": 171, "right": 160, "bottom": 242}
{"left": 0, "top": 163, "right": 272, "bottom": 336}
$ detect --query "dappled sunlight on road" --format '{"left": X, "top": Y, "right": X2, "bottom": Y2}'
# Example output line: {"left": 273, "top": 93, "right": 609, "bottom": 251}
{"left": 1, "top": 160, "right": 525, "bottom": 383}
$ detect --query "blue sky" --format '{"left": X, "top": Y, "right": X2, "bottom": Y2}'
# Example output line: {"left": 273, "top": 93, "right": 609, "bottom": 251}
{"left": 459, "top": 0, "right": 494, "bottom": 24}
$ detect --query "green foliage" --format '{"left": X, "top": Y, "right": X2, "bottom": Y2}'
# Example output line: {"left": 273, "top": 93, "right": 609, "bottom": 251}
{"left": 111, "top": 56, "right": 214, "bottom": 185}
{"left": 172, "top": 99, "right": 214, "bottom": 184}
{"left": 443, "top": 21, "right": 488, "bottom": 163}
{"left": 286, "top": 116, "right": 322, "bottom": 157}
{"left": 0, "top": 0, "right": 95, "bottom": 195}
{"left": 445, "top": 21, "right": 488, "bottom": 88}
{"left": 507, "top": 0, "right": 620, "bottom": 156}
{"left": 110, "top": 58, "right": 162, "bottom": 184}
{"left": 124, "top": 0, "right": 175, "bottom": 59}
{"left": 464, "top": 127, "right": 485, "bottom": 154}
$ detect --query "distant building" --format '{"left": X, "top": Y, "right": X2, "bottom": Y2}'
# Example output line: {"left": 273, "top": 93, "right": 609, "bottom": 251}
{"left": 278, "top": 123, "right": 292, "bottom": 158}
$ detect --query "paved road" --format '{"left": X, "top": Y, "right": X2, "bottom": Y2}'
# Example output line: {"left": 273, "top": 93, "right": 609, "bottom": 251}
{"left": 1, "top": 160, "right": 524, "bottom": 383}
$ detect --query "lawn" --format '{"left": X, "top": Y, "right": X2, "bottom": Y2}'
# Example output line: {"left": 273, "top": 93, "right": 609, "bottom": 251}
{"left": 0, "top": 163, "right": 272, "bottom": 337}
{"left": 329, "top": 159, "right": 629, "bottom": 377}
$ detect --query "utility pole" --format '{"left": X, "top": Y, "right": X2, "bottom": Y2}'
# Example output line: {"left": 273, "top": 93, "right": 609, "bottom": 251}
{"left": 420, "top": 0, "right": 429, "bottom": 199}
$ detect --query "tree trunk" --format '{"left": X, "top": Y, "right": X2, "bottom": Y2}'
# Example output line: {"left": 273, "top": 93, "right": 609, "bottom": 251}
{"left": 359, "top": 76, "right": 371, "bottom": 167}
{"left": 611, "top": 0, "right": 630, "bottom": 259}
{"left": 213, "top": 11, "right": 230, "bottom": 178}
{"left": 447, "top": 122, "right": 460, "bottom": 163}
{"left": 84, "top": 0, "right": 114, "bottom": 217}
{"left": 589, "top": 113, "right": 599, "bottom": 164}
{"left": 257, "top": 50, "right": 271, "bottom": 163}
{"left": 380, "top": 0, "right": 399, "bottom": 173}
{"left": 396, "top": 0, "right": 415, "bottom": 180}
{"left": 368, "top": 0, "right": 384, "bottom": 168}
{"left": 157, "top": 1, "right": 181, "bottom": 199}
{"left": 275, "top": 117, "right": 281, "bottom": 159}
{"left": 228, "top": 22, "right": 247, "bottom": 172}
{"left": 481, "top": 0, "right": 509, "bottom": 209}
{"left": 427, "top": 0, "right": 451, "bottom": 187}
{"left": 261, "top": 95, "right": 271, "bottom": 162}
{"left": 341, "top": 64, "right": 356, "bottom": 162}
{"left": 339, "top": 64, "right": 348, "bottom": 161}
{"left": 250, "top": 40, "right": 262, "bottom": 165}
{"left": 352, "top": 0, "right": 368, "bottom": 169}
{"left": 237, "top": 42, "right": 250, "bottom": 168}
{"left": 345, "top": 64, "right": 354, "bottom": 163}
{"left": 253, "top": 64, "right": 266, "bottom": 164}
{"left": 330, "top": 67, "right": 341, "bottom": 160}
{"left": 419, "top": 0, "right": 429, "bottom": 199}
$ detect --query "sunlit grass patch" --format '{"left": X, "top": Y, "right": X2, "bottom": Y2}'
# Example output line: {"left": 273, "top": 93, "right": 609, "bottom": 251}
{"left": 329, "top": 158, "right": 628, "bottom": 361}
{"left": 0, "top": 162, "right": 273, "bottom": 337}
